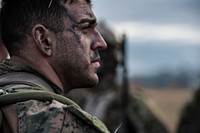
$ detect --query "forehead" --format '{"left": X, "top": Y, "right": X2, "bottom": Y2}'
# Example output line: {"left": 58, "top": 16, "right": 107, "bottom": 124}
{"left": 63, "top": 0, "right": 95, "bottom": 23}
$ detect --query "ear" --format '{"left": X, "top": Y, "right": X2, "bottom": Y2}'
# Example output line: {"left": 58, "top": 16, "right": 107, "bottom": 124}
{"left": 32, "top": 24, "right": 53, "bottom": 56}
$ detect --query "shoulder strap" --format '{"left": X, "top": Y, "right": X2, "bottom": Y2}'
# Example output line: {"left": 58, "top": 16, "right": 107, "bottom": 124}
{"left": 0, "top": 87, "right": 80, "bottom": 108}
{"left": 0, "top": 72, "right": 80, "bottom": 108}
{"left": 0, "top": 72, "right": 53, "bottom": 91}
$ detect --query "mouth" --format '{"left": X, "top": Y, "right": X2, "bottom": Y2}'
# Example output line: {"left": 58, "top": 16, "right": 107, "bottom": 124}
{"left": 90, "top": 50, "right": 101, "bottom": 69}
{"left": 91, "top": 57, "right": 101, "bottom": 69}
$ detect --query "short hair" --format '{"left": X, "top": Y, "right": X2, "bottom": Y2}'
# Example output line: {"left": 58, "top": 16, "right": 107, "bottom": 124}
{"left": 0, "top": 0, "right": 68, "bottom": 55}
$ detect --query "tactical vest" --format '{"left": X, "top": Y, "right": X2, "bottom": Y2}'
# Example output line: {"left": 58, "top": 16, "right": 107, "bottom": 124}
{"left": 0, "top": 72, "right": 110, "bottom": 133}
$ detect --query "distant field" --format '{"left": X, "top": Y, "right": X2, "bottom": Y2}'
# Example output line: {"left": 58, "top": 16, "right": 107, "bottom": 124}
{"left": 129, "top": 86, "right": 195, "bottom": 133}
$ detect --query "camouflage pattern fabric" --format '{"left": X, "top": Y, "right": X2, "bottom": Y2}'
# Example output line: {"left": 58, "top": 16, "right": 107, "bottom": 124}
{"left": 1, "top": 92, "right": 109, "bottom": 133}
{"left": 17, "top": 100, "right": 105, "bottom": 133}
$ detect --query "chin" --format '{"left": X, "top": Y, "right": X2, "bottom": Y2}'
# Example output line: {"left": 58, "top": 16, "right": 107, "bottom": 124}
{"left": 84, "top": 74, "right": 99, "bottom": 88}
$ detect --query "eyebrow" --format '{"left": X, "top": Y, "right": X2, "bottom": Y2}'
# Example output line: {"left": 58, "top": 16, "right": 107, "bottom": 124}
{"left": 69, "top": 0, "right": 92, "bottom": 6}
{"left": 48, "top": 0, "right": 92, "bottom": 8}
{"left": 78, "top": 18, "right": 96, "bottom": 24}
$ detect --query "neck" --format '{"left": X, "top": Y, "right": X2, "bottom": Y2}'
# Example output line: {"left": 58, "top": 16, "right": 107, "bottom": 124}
{"left": 11, "top": 55, "right": 64, "bottom": 91}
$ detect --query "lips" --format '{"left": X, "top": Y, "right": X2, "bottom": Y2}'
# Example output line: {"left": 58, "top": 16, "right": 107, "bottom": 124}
{"left": 91, "top": 57, "right": 101, "bottom": 68}
{"left": 92, "top": 61, "right": 100, "bottom": 68}
{"left": 90, "top": 50, "right": 101, "bottom": 69}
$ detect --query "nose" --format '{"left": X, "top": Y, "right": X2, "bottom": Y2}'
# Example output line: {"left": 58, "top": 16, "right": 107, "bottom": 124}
{"left": 91, "top": 30, "right": 107, "bottom": 50}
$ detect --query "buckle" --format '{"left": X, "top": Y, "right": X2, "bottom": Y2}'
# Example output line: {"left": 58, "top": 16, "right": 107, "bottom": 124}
{"left": 0, "top": 89, "right": 8, "bottom": 96}
{"left": 0, "top": 88, "right": 16, "bottom": 96}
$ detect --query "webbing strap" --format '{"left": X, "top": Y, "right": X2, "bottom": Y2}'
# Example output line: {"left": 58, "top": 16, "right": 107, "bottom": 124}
{"left": 0, "top": 87, "right": 80, "bottom": 108}
{"left": 0, "top": 72, "right": 53, "bottom": 91}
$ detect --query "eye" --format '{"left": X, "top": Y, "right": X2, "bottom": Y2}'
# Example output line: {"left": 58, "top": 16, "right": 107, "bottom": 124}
{"left": 79, "top": 23, "right": 94, "bottom": 34}
{"left": 73, "top": 23, "right": 90, "bottom": 31}
{"left": 80, "top": 22, "right": 91, "bottom": 30}
{"left": 73, "top": 22, "right": 97, "bottom": 35}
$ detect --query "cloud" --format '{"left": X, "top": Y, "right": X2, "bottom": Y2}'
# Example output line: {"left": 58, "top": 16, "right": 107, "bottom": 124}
{"left": 110, "top": 22, "right": 200, "bottom": 44}
{"left": 93, "top": 0, "right": 200, "bottom": 45}
{"left": 93, "top": 0, "right": 200, "bottom": 26}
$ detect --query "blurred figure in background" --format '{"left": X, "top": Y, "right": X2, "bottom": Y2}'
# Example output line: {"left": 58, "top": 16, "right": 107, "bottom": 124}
{"left": 177, "top": 87, "right": 200, "bottom": 133}
{"left": 68, "top": 21, "right": 168, "bottom": 133}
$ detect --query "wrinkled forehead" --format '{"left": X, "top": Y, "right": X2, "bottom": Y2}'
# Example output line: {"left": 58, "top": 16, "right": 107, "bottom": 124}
{"left": 62, "top": 0, "right": 95, "bottom": 23}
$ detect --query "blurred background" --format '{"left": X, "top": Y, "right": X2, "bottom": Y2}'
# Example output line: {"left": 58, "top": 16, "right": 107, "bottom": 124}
{"left": 91, "top": 0, "right": 200, "bottom": 132}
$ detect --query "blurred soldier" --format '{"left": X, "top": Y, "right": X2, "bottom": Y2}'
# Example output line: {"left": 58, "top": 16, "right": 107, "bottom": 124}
{"left": 177, "top": 88, "right": 200, "bottom": 133}
{"left": 68, "top": 22, "right": 169, "bottom": 133}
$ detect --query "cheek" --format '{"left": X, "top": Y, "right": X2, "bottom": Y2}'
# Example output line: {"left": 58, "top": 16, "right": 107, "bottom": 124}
{"left": 56, "top": 32, "right": 91, "bottom": 67}
{"left": 83, "top": 37, "right": 91, "bottom": 47}
{"left": 74, "top": 33, "right": 91, "bottom": 57}
{"left": 64, "top": 43, "right": 89, "bottom": 68}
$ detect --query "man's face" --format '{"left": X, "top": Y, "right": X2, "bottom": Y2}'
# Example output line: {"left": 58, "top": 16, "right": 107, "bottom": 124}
{"left": 53, "top": 0, "right": 107, "bottom": 90}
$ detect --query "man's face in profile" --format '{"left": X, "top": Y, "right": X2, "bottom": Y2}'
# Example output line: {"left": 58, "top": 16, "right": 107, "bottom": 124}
{"left": 52, "top": 0, "right": 107, "bottom": 90}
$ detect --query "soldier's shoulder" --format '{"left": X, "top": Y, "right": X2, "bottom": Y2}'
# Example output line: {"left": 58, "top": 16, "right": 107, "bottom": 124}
{"left": 17, "top": 99, "right": 110, "bottom": 133}
{"left": 17, "top": 100, "right": 66, "bottom": 132}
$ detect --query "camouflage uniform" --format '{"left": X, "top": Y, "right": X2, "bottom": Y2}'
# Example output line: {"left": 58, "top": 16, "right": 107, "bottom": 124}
{"left": 0, "top": 58, "right": 110, "bottom": 133}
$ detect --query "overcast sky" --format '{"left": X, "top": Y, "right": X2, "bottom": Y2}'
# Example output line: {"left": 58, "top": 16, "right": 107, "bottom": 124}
{"left": 93, "top": 0, "right": 200, "bottom": 77}
{"left": 93, "top": 0, "right": 200, "bottom": 43}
